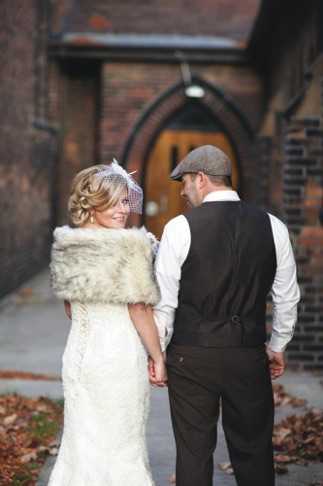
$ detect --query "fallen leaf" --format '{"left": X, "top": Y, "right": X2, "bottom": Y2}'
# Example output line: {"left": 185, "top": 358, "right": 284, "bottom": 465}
{"left": 4, "top": 413, "right": 17, "bottom": 426}
{"left": 21, "top": 450, "right": 38, "bottom": 463}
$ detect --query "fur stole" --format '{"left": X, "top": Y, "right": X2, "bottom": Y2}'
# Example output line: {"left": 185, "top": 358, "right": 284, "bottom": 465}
{"left": 50, "top": 226, "right": 161, "bottom": 306}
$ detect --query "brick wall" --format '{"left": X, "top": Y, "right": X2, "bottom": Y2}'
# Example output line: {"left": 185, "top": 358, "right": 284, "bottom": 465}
{"left": 0, "top": 1, "right": 56, "bottom": 299}
{"left": 54, "top": 61, "right": 100, "bottom": 225}
{"left": 50, "top": 59, "right": 262, "bottom": 228}
{"left": 249, "top": 0, "right": 323, "bottom": 369}
{"left": 100, "top": 61, "right": 263, "bottom": 164}
{"left": 283, "top": 117, "right": 323, "bottom": 370}
{"left": 255, "top": 119, "right": 323, "bottom": 370}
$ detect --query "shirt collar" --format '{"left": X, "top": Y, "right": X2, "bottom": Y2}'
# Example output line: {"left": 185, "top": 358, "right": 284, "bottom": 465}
{"left": 203, "top": 190, "right": 240, "bottom": 203}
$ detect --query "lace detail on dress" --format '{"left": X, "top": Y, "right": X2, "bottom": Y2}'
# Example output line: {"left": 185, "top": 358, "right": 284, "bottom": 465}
{"left": 49, "top": 302, "right": 155, "bottom": 486}
{"left": 71, "top": 302, "right": 90, "bottom": 380}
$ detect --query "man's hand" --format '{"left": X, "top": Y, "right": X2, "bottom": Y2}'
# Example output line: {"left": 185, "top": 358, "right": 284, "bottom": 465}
{"left": 266, "top": 348, "right": 285, "bottom": 380}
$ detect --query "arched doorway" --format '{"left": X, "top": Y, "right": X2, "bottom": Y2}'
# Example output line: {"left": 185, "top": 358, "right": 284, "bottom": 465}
{"left": 144, "top": 104, "right": 239, "bottom": 238}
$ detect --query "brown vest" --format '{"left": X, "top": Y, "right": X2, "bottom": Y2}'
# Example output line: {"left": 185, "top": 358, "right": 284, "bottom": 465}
{"left": 172, "top": 201, "right": 277, "bottom": 347}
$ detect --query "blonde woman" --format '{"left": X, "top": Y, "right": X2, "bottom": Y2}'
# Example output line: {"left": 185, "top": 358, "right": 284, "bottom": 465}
{"left": 49, "top": 161, "right": 166, "bottom": 486}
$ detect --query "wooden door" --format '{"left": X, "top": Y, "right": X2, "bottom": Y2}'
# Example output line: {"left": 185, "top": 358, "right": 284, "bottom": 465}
{"left": 144, "top": 130, "right": 238, "bottom": 239}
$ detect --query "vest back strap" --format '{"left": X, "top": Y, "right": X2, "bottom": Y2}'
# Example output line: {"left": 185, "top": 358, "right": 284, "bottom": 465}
{"left": 172, "top": 315, "right": 267, "bottom": 348}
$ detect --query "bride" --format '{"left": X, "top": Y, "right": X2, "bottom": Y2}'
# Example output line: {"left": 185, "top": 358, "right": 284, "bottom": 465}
{"left": 49, "top": 161, "right": 167, "bottom": 485}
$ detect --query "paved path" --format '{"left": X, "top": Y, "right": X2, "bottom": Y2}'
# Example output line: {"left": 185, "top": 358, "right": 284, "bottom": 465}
{"left": 0, "top": 269, "right": 322, "bottom": 485}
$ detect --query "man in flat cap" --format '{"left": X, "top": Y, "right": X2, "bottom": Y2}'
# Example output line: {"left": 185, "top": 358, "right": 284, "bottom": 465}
{"left": 151, "top": 145, "right": 299, "bottom": 486}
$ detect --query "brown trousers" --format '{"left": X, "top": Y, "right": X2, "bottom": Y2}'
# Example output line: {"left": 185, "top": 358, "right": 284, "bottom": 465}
{"left": 167, "top": 343, "right": 275, "bottom": 486}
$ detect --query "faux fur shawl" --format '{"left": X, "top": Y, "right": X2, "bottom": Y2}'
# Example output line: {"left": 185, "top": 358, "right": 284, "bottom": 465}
{"left": 50, "top": 226, "right": 161, "bottom": 306}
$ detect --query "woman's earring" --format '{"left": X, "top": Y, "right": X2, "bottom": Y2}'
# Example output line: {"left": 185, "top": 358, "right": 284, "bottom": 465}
{"left": 90, "top": 214, "right": 94, "bottom": 224}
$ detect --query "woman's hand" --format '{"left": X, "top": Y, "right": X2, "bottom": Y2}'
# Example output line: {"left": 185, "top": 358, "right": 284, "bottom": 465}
{"left": 128, "top": 303, "right": 167, "bottom": 386}
{"left": 148, "top": 356, "right": 167, "bottom": 387}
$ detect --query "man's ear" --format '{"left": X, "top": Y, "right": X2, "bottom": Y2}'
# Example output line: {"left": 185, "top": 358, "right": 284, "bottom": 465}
{"left": 197, "top": 172, "right": 207, "bottom": 188}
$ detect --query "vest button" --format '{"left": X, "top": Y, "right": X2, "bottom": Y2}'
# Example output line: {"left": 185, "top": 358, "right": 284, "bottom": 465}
{"left": 231, "top": 315, "right": 240, "bottom": 324}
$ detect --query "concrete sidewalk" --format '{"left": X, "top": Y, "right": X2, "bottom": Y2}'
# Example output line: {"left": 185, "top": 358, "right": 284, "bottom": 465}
{"left": 0, "top": 269, "right": 322, "bottom": 485}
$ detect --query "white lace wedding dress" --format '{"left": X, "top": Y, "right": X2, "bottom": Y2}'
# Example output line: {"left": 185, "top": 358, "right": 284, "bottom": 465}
{"left": 49, "top": 226, "right": 161, "bottom": 486}
{"left": 48, "top": 302, "right": 154, "bottom": 486}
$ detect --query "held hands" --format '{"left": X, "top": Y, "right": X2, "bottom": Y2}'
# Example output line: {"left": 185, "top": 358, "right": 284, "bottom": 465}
{"left": 127, "top": 303, "right": 167, "bottom": 386}
{"left": 266, "top": 348, "right": 285, "bottom": 380}
{"left": 148, "top": 355, "right": 168, "bottom": 387}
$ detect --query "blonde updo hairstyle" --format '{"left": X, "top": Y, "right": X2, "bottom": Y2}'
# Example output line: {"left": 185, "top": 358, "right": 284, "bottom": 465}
{"left": 68, "top": 164, "right": 128, "bottom": 227}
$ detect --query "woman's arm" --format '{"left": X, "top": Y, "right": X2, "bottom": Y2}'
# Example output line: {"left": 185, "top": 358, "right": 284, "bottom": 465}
{"left": 64, "top": 300, "right": 72, "bottom": 320}
{"left": 128, "top": 303, "right": 167, "bottom": 386}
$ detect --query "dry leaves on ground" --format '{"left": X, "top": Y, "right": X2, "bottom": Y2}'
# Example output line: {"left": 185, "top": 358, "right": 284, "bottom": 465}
{"left": 0, "top": 378, "right": 322, "bottom": 484}
{"left": 273, "top": 383, "right": 307, "bottom": 408}
{"left": 0, "top": 394, "right": 63, "bottom": 486}
{"left": 273, "top": 408, "right": 323, "bottom": 473}
{"left": 272, "top": 383, "right": 323, "bottom": 474}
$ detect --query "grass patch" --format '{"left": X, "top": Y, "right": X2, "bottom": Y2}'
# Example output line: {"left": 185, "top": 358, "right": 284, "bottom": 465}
{"left": 27, "top": 411, "right": 61, "bottom": 442}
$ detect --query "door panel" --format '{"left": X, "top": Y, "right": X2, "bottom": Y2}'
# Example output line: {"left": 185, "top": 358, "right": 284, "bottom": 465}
{"left": 144, "top": 130, "right": 238, "bottom": 239}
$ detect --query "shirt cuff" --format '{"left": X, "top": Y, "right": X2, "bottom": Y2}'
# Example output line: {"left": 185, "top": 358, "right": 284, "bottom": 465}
{"left": 164, "top": 327, "right": 173, "bottom": 350}
{"left": 268, "top": 336, "right": 290, "bottom": 353}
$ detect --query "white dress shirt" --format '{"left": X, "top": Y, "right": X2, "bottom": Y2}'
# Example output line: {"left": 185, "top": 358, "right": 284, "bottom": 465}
{"left": 153, "top": 190, "right": 300, "bottom": 353}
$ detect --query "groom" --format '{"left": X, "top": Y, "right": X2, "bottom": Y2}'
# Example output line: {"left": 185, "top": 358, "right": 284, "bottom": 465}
{"left": 150, "top": 145, "right": 299, "bottom": 486}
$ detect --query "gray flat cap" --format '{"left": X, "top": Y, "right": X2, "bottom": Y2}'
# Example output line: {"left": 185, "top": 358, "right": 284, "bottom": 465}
{"left": 170, "top": 145, "right": 232, "bottom": 181}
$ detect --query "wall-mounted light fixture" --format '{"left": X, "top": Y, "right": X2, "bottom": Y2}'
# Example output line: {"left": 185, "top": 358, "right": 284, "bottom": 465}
{"left": 175, "top": 50, "right": 205, "bottom": 99}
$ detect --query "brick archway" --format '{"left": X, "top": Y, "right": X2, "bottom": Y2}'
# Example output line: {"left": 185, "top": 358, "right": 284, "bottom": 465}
{"left": 122, "top": 77, "right": 256, "bottom": 224}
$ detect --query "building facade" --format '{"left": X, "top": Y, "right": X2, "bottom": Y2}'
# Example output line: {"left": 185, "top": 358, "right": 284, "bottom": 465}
{"left": 249, "top": 0, "right": 323, "bottom": 370}
{"left": 0, "top": 0, "right": 322, "bottom": 369}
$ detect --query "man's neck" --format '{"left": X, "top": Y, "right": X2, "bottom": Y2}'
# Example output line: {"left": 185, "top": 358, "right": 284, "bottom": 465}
{"left": 203, "top": 185, "right": 233, "bottom": 198}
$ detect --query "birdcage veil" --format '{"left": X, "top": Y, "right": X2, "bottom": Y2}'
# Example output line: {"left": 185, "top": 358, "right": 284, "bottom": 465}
{"left": 94, "top": 159, "right": 143, "bottom": 214}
